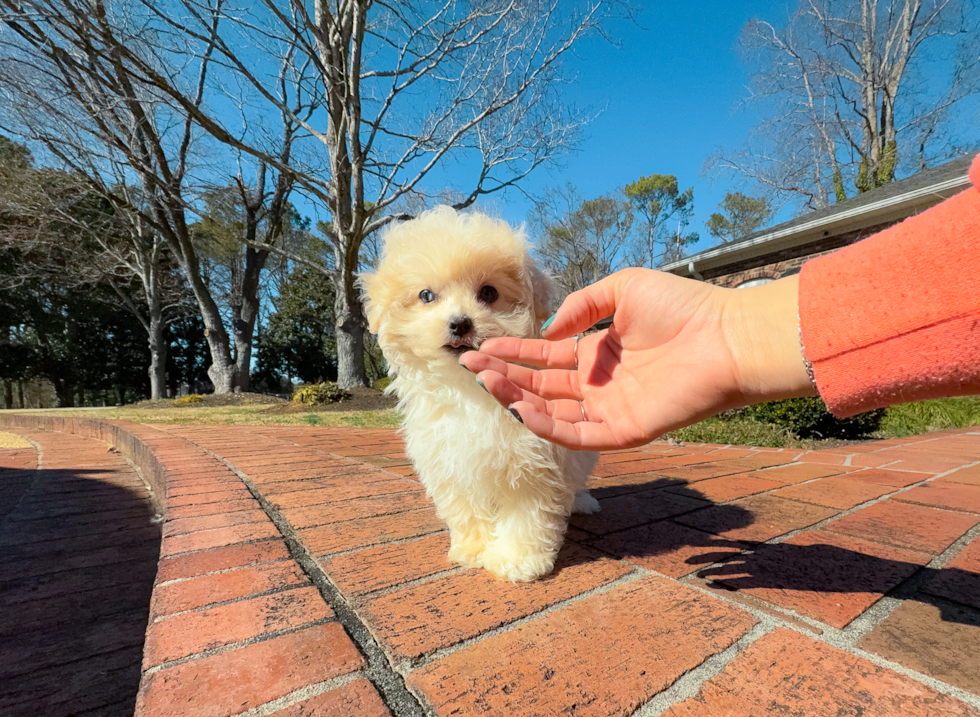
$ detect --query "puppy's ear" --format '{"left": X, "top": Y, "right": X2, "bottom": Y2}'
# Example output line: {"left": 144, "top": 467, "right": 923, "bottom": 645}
{"left": 527, "top": 261, "right": 553, "bottom": 324}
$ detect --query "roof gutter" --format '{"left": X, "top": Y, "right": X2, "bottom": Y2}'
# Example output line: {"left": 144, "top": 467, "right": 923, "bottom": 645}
{"left": 661, "top": 174, "right": 971, "bottom": 277}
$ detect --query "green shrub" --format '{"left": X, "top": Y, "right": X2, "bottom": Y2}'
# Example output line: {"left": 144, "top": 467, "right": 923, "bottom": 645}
{"left": 174, "top": 394, "right": 204, "bottom": 405}
{"left": 373, "top": 376, "right": 393, "bottom": 393}
{"left": 744, "top": 397, "right": 883, "bottom": 439}
{"left": 292, "top": 382, "right": 351, "bottom": 405}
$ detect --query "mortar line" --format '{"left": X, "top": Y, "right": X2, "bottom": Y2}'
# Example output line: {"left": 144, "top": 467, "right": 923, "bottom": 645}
{"left": 231, "top": 671, "right": 366, "bottom": 717}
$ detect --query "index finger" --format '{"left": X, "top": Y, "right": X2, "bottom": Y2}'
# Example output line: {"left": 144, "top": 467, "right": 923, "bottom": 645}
{"left": 477, "top": 336, "right": 577, "bottom": 370}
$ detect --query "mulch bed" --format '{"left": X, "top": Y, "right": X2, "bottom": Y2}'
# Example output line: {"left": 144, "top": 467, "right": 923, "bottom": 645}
{"left": 263, "top": 387, "right": 398, "bottom": 413}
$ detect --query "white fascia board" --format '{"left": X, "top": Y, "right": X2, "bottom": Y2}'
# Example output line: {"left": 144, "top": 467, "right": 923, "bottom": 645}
{"left": 662, "top": 175, "right": 971, "bottom": 277}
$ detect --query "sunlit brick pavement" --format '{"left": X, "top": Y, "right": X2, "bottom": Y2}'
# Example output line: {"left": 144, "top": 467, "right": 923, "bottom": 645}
{"left": 2, "top": 418, "right": 980, "bottom": 716}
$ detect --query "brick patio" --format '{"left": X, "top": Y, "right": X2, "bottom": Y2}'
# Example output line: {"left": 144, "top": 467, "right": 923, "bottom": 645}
{"left": 1, "top": 415, "right": 979, "bottom": 716}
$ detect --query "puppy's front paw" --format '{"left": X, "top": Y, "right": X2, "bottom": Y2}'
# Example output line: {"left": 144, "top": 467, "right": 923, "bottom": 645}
{"left": 572, "top": 489, "right": 601, "bottom": 515}
{"left": 481, "top": 545, "right": 555, "bottom": 582}
{"left": 447, "top": 540, "right": 485, "bottom": 569}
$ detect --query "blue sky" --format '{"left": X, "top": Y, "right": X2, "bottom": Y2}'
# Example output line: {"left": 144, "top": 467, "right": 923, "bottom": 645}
{"left": 419, "top": 1, "right": 979, "bottom": 257}
{"left": 432, "top": 1, "right": 792, "bottom": 255}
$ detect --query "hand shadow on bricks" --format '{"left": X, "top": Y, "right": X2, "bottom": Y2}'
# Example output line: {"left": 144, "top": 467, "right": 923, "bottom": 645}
{"left": 577, "top": 478, "right": 979, "bottom": 628}
{"left": 0, "top": 468, "right": 161, "bottom": 716}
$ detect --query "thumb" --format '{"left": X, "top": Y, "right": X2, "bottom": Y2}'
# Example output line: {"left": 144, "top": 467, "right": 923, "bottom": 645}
{"left": 542, "top": 270, "right": 630, "bottom": 340}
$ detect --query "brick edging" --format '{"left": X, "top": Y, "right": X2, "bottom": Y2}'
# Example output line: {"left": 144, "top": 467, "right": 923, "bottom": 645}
{"left": 0, "top": 414, "right": 390, "bottom": 716}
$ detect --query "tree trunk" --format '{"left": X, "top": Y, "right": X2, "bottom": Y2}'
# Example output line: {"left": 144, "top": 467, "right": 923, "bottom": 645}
{"left": 17, "top": 380, "right": 24, "bottom": 408}
{"left": 148, "top": 308, "right": 167, "bottom": 401}
{"left": 334, "top": 275, "right": 368, "bottom": 389}
{"left": 231, "top": 248, "right": 269, "bottom": 394}
{"left": 53, "top": 379, "right": 75, "bottom": 408}
{"left": 3, "top": 380, "right": 12, "bottom": 410}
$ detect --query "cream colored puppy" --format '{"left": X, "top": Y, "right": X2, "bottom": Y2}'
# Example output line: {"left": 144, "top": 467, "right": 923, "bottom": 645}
{"left": 360, "top": 206, "right": 599, "bottom": 582}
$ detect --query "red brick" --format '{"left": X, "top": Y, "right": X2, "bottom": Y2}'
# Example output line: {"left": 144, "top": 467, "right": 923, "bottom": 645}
{"left": 591, "top": 459, "right": 671, "bottom": 477}
{"left": 166, "top": 488, "right": 252, "bottom": 508}
{"left": 320, "top": 532, "right": 452, "bottom": 596}
{"left": 676, "top": 495, "right": 836, "bottom": 543}
{"left": 796, "top": 451, "right": 850, "bottom": 465}
{"left": 824, "top": 500, "right": 980, "bottom": 554}
{"left": 155, "top": 541, "right": 290, "bottom": 583}
{"left": 267, "top": 479, "right": 423, "bottom": 507}
{"left": 137, "top": 623, "right": 365, "bottom": 717}
{"left": 408, "top": 577, "right": 756, "bottom": 717}
{"left": 723, "top": 454, "right": 795, "bottom": 471}
{"left": 595, "top": 520, "right": 748, "bottom": 578}
{"left": 598, "top": 450, "right": 659, "bottom": 464}
{"left": 657, "top": 462, "right": 753, "bottom": 482}
{"left": 163, "top": 509, "right": 268, "bottom": 538}
{"left": 943, "top": 464, "right": 980, "bottom": 487}
{"left": 165, "top": 498, "right": 261, "bottom": 520}
{"left": 268, "top": 679, "right": 391, "bottom": 716}
{"left": 774, "top": 476, "right": 895, "bottom": 509}
{"left": 144, "top": 586, "right": 332, "bottom": 666}
{"left": 299, "top": 509, "right": 446, "bottom": 556}
{"left": 662, "top": 629, "right": 978, "bottom": 717}
{"left": 847, "top": 467, "right": 931, "bottom": 488}
{"left": 160, "top": 521, "right": 281, "bottom": 556}
{"left": 151, "top": 561, "right": 309, "bottom": 618}
{"left": 665, "top": 474, "right": 781, "bottom": 503}
{"left": 898, "top": 481, "right": 980, "bottom": 513}
{"left": 702, "top": 529, "right": 929, "bottom": 628}
{"left": 922, "top": 537, "right": 980, "bottom": 609}
{"left": 660, "top": 453, "right": 722, "bottom": 466}
{"left": 359, "top": 543, "right": 632, "bottom": 659}
{"left": 859, "top": 600, "right": 980, "bottom": 697}
{"left": 585, "top": 472, "right": 684, "bottom": 498}
{"left": 281, "top": 491, "right": 432, "bottom": 529}
{"left": 571, "top": 489, "right": 707, "bottom": 535}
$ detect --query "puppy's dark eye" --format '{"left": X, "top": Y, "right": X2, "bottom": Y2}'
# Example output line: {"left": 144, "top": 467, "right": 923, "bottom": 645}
{"left": 419, "top": 289, "right": 436, "bottom": 304}
{"left": 478, "top": 285, "right": 498, "bottom": 304}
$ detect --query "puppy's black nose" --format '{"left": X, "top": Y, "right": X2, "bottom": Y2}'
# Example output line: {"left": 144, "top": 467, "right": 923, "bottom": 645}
{"left": 448, "top": 315, "right": 473, "bottom": 337}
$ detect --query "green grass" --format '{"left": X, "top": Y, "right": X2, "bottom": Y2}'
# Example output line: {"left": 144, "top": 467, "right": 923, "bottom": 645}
{"left": 7, "top": 403, "right": 403, "bottom": 429}
{"left": 667, "top": 416, "right": 817, "bottom": 449}
{"left": 879, "top": 397, "right": 980, "bottom": 437}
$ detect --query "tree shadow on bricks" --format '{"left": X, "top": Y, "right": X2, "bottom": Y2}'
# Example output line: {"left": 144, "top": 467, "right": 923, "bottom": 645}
{"left": 0, "top": 468, "right": 161, "bottom": 717}
{"left": 576, "top": 477, "right": 980, "bottom": 628}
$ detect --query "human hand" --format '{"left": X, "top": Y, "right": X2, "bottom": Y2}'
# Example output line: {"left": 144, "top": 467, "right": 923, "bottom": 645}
{"left": 459, "top": 268, "right": 816, "bottom": 450}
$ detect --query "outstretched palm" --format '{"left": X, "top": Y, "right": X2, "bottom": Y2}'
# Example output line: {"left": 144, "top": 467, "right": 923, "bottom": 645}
{"left": 460, "top": 268, "right": 751, "bottom": 450}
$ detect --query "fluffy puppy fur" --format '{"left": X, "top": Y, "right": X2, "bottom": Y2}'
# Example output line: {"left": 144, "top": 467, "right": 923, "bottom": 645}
{"left": 360, "top": 206, "right": 599, "bottom": 582}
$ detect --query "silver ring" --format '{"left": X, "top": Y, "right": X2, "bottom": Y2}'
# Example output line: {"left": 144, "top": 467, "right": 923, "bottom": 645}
{"left": 580, "top": 402, "right": 587, "bottom": 422}
{"left": 573, "top": 336, "right": 580, "bottom": 369}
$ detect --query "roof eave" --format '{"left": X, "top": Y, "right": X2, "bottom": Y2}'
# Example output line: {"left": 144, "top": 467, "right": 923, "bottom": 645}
{"left": 662, "top": 174, "right": 971, "bottom": 277}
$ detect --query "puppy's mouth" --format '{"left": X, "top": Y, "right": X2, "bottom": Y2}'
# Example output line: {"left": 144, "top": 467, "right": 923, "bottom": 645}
{"left": 443, "top": 339, "right": 477, "bottom": 357}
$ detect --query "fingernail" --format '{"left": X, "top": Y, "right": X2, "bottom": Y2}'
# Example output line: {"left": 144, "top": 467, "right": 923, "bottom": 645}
{"left": 541, "top": 314, "right": 556, "bottom": 332}
{"left": 508, "top": 406, "right": 523, "bottom": 423}
{"left": 476, "top": 378, "right": 489, "bottom": 393}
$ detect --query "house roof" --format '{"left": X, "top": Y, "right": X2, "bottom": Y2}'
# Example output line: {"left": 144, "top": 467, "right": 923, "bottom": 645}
{"left": 661, "top": 153, "right": 975, "bottom": 278}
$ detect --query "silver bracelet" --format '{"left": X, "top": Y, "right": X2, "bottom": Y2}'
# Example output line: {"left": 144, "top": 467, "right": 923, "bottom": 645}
{"left": 798, "top": 313, "right": 818, "bottom": 390}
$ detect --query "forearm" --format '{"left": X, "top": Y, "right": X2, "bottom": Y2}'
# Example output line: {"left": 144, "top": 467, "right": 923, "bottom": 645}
{"left": 800, "top": 186, "right": 980, "bottom": 416}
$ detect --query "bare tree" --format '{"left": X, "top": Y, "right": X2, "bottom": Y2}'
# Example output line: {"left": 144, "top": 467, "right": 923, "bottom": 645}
{"left": 0, "top": 0, "right": 303, "bottom": 393}
{"left": 111, "top": 0, "right": 625, "bottom": 388}
{"left": 530, "top": 185, "right": 633, "bottom": 300}
{"left": 712, "top": 0, "right": 979, "bottom": 210}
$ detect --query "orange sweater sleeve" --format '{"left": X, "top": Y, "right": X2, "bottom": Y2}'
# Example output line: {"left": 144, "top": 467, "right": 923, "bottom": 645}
{"left": 798, "top": 153, "right": 980, "bottom": 417}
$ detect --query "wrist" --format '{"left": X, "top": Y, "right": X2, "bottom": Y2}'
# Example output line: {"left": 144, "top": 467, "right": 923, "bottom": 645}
{"left": 722, "top": 275, "right": 818, "bottom": 406}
